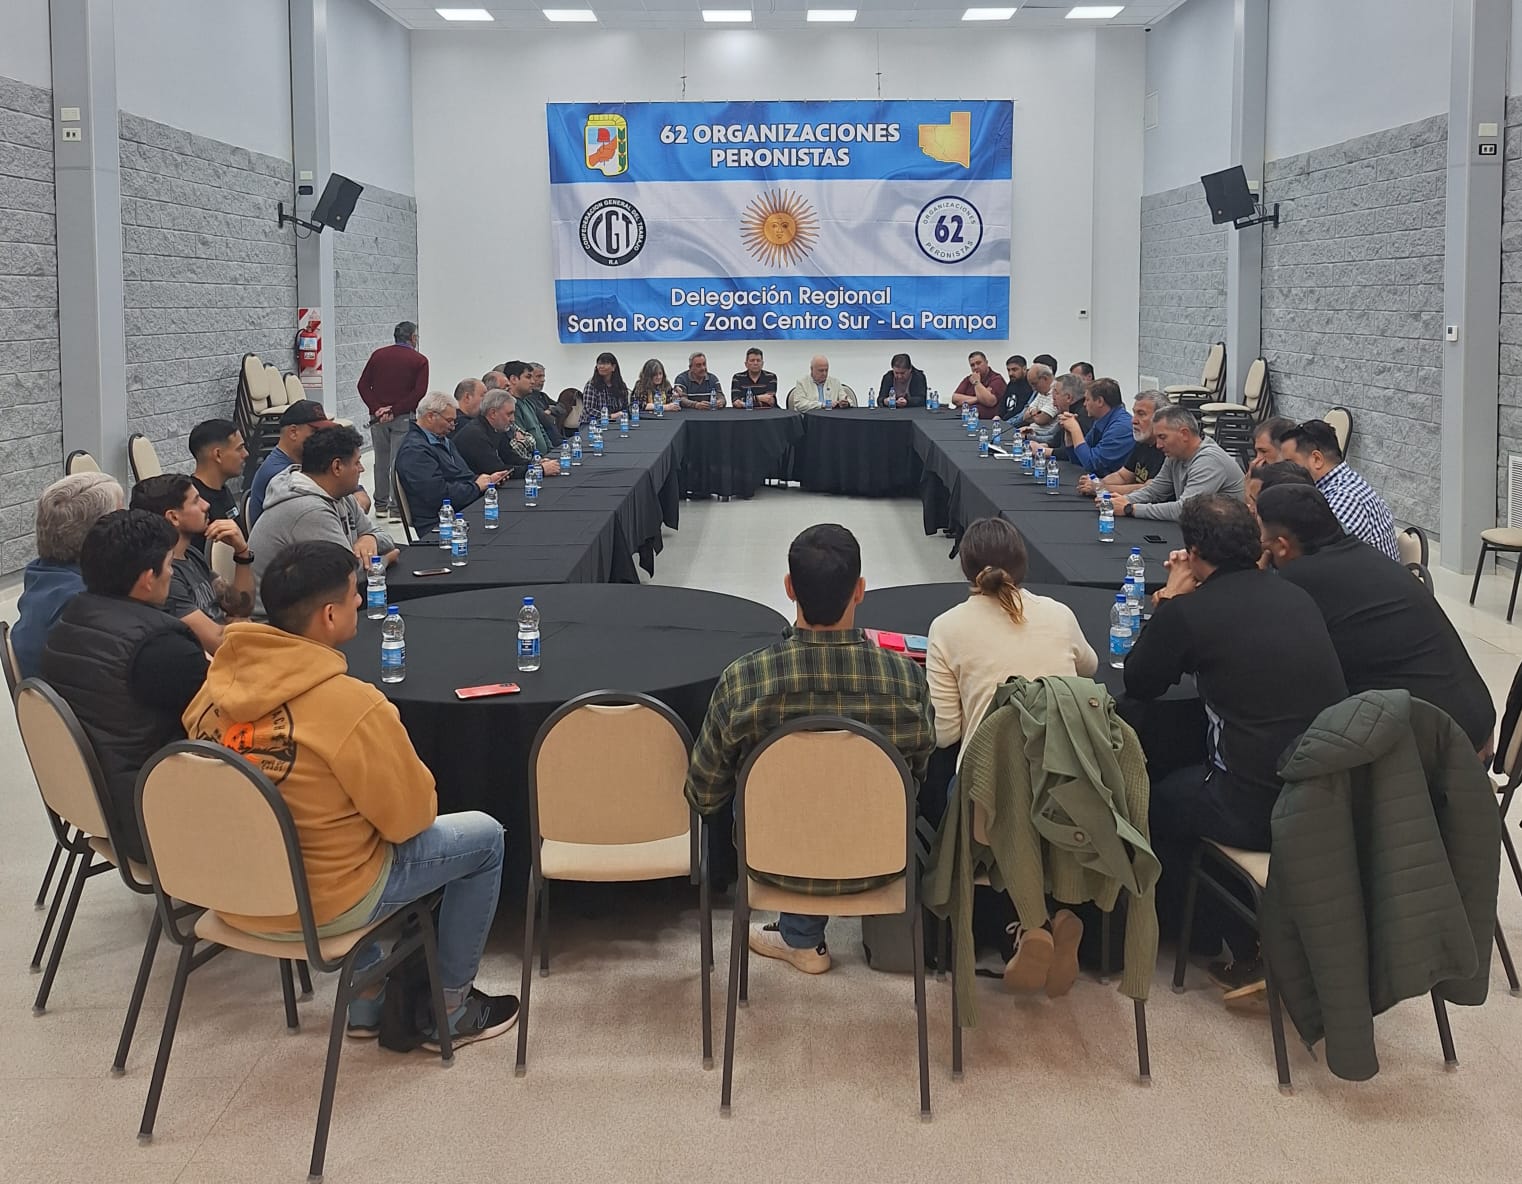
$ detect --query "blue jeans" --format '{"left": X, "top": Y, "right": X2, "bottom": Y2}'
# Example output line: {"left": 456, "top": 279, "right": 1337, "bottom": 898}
{"left": 354, "top": 811, "right": 504, "bottom": 993}
{"left": 778, "top": 913, "right": 828, "bottom": 949}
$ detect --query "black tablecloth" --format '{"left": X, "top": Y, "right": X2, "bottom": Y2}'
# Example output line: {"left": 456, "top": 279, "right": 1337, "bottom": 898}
{"left": 855, "top": 581, "right": 1205, "bottom": 782}
{"left": 791, "top": 407, "right": 925, "bottom": 496}
{"left": 342, "top": 584, "right": 786, "bottom": 878}
{"left": 677, "top": 408, "right": 805, "bottom": 498}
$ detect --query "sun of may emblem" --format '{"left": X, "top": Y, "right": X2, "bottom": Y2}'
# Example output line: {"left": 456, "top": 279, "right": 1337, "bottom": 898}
{"left": 740, "top": 189, "right": 819, "bottom": 267}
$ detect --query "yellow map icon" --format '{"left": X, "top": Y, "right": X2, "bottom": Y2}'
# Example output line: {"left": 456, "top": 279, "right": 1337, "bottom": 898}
{"left": 918, "top": 111, "right": 971, "bottom": 167}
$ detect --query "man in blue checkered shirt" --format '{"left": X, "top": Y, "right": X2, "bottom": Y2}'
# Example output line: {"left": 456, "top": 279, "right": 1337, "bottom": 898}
{"left": 1277, "top": 420, "right": 1401, "bottom": 562}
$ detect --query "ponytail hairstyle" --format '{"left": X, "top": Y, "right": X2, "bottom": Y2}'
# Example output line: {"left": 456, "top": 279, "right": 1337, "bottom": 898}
{"left": 958, "top": 517, "right": 1028, "bottom": 625}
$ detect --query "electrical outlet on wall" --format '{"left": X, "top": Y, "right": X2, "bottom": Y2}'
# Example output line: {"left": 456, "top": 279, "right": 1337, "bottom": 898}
{"left": 61, "top": 128, "right": 82, "bottom": 142}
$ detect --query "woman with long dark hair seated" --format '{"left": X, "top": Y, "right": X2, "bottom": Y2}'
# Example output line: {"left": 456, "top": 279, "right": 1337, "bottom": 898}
{"left": 582, "top": 352, "right": 631, "bottom": 421}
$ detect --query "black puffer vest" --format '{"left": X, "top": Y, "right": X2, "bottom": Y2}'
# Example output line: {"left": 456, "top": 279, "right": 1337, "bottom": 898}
{"left": 40, "top": 593, "right": 196, "bottom": 862}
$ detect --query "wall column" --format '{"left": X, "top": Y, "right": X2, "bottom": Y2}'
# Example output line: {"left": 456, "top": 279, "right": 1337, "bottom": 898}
{"left": 289, "top": 0, "right": 336, "bottom": 414}
{"left": 1223, "top": 0, "right": 1267, "bottom": 403}
{"left": 50, "top": 0, "right": 127, "bottom": 475}
{"left": 1440, "top": 0, "right": 1509, "bottom": 568}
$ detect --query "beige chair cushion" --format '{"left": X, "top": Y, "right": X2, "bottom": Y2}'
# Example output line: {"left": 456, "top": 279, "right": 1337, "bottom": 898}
{"left": 747, "top": 874, "right": 906, "bottom": 917}
{"left": 87, "top": 836, "right": 150, "bottom": 884}
{"left": 1481, "top": 528, "right": 1522, "bottom": 549}
{"left": 197, "top": 909, "right": 385, "bottom": 961}
{"left": 1205, "top": 840, "right": 1269, "bottom": 888}
{"left": 1196, "top": 402, "right": 1239, "bottom": 414}
{"left": 540, "top": 833, "right": 690, "bottom": 882}
{"left": 1164, "top": 384, "right": 1208, "bottom": 395}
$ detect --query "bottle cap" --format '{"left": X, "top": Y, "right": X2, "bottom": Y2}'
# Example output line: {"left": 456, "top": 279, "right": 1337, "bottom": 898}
{"left": 1115, "top": 593, "right": 1126, "bottom": 602}
{"left": 387, "top": 604, "right": 399, "bottom": 613}
{"left": 523, "top": 596, "right": 534, "bottom": 605}
{"left": 1131, "top": 547, "right": 1141, "bottom": 554}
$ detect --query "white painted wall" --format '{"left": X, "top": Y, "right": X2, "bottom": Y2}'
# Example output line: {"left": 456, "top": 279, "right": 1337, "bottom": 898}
{"left": 0, "top": 0, "right": 52, "bottom": 89}
{"left": 1265, "top": 0, "right": 1451, "bottom": 161}
{"left": 1142, "top": 0, "right": 1233, "bottom": 195}
{"left": 329, "top": 0, "right": 414, "bottom": 195}
{"left": 1093, "top": 28, "right": 1146, "bottom": 395}
{"left": 115, "top": 0, "right": 292, "bottom": 159}
{"left": 411, "top": 27, "right": 1144, "bottom": 401}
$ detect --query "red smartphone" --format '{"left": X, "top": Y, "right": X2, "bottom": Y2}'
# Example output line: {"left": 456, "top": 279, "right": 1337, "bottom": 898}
{"left": 412, "top": 568, "right": 451, "bottom": 577}
{"left": 453, "top": 683, "right": 522, "bottom": 700}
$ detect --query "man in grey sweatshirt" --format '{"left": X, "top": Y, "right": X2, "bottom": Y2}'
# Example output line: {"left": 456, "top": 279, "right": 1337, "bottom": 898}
{"left": 1112, "top": 405, "right": 1245, "bottom": 521}
{"left": 247, "top": 425, "right": 398, "bottom": 615}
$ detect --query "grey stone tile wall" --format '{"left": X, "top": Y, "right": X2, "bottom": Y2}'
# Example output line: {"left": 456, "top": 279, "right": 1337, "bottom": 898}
{"left": 0, "top": 76, "right": 62, "bottom": 574}
{"left": 120, "top": 111, "right": 296, "bottom": 468}
{"left": 1499, "top": 96, "right": 1522, "bottom": 526}
{"left": 1260, "top": 113, "right": 1448, "bottom": 533}
{"left": 333, "top": 184, "right": 418, "bottom": 427}
{"left": 1138, "top": 183, "right": 1227, "bottom": 390}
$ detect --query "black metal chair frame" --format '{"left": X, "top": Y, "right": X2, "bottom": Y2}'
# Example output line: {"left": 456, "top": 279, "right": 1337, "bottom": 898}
{"left": 1469, "top": 533, "right": 1522, "bottom": 623}
{"left": 133, "top": 741, "right": 450, "bottom": 1182}
{"left": 63, "top": 449, "right": 98, "bottom": 476}
{"left": 1171, "top": 840, "right": 1460, "bottom": 1093}
{"left": 720, "top": 716, "right": 930, "bottom": 1119}
{"left": 0, "top": 623, "right": 70, "bottom": 919}
{"left": 515, "top": 690, "right": 712, "bottom": 1075}
{"left": 391, "top": 464, "right": 417, "bottom": 544}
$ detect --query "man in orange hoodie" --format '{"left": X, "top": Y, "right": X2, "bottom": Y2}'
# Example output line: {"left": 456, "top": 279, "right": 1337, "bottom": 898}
{"left": 182, "top": 540, "right": 517, "bottom": 1049}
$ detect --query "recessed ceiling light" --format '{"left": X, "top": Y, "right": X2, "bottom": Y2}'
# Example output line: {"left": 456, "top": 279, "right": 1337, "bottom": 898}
{"left": 543, "top": 8, "right": 596, "bottom": 20}
{"left": 962, "top": 8, "right": 1017, "bottom": 21}
{"left": 807, "top": 8, "right": 857, "bottom": 20}
{"left": 435, "top": 7, "right": 494, "bottom": 19}
{"left": 702, "top": 9, "right": 753, "bottom": 21}
{"left": 1067, "top": 5, "right": 1124, "bottom": 18}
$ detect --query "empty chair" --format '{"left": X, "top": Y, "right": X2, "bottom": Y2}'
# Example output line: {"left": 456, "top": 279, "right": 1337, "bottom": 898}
{"left": 720, "top": 717, "right": 929, "bottom": 1118}
{"left": 1324, "top": 407, "right": 1352, "bottom": 455}
{"left": 15, "top": 679, "right": 167, "bottom": 1073}
{"left": 1468, "top": 528, "right": 1522, "bottom": 622}
{"left": 1164, "top": 342, "right": 1227, "bottom": 407}
{"left": 134, "top": 741, "right": 454, "bottom": 1182}
{"left": 64, "top": 450, "right": 101, "bottom": 476}
{"left": 1199, "top": 358, "right": 1275, "bottom": 426}
{"left": 1208, "top": 408, "right": 1258, "bottom": 470}
{"left": 128, "top": 434, "right": 162, "bottom": 483}
{"left": 515, "top": 692, "right": 711, "bottom": 1074}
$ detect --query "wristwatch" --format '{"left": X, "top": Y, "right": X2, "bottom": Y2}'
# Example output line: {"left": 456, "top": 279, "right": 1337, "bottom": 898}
{"left": 1122, "top": 503, "right": 1134, "bottom": 517}
{"left": 233, "top": 549, "right": 256, "bottom": 565}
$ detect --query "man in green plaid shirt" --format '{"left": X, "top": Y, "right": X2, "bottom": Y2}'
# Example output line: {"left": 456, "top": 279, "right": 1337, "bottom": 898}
{"left": 685, "top": 524, "right": 934, "bottom": 975}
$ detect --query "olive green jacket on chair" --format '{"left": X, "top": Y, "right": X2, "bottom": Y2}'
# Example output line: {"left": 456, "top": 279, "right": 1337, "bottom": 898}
{"left": 924, "top": 676, "right": 1161, "bottom": 1025}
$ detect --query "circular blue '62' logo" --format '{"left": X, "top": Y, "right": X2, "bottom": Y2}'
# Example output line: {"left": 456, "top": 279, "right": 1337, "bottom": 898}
{"left": 915, "top": 196, "right": 983, "bottom": 265}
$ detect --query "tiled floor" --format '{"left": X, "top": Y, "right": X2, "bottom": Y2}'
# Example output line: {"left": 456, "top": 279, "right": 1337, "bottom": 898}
{"left": 2, "top": 493, "right": 1521, "bottom": 1184}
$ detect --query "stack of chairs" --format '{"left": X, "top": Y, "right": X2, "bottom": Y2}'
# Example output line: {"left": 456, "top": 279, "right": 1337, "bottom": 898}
{"left": 233, "top": 354, "right": 300, "bottom": 480}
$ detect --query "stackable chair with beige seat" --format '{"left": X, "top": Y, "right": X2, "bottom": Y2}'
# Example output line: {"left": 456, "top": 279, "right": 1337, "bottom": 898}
{"left": 720, "top": 716, "right": 930, "bottom": 1119}
{"left": 515, "top": 691, "right": 712, "bottom": 1074}
{"left": 1399, "top": 526, "right": 1434, "bottom": 592}
{"left": 1469, "top": 527, "right": 1522, "bottom": 623}
{"left": 1, "top": 623, "right": 70, "bottom": 917}
{"left": 391, "top": 465, "right": 418, "bottom": 543}
{"left": 14, "top": 678, "right": 180, "bottom": 1074}
{"left": 133, "top": 740, "right": 454, "bottom": 1182}
{"left": 64, "top": 450, "right": 101, "bottom": 476}
{"left": 1324, "top": 406, "right": 1353, "bottom": 455}
{"left": 1199, "top": 357, "right": 1275, "bottom": 426}
{"left": 127, "top": 433, "right": 163, "bottom": 483}
{"left": 1164, "top": 342, "right": 1226, "bottom": 410}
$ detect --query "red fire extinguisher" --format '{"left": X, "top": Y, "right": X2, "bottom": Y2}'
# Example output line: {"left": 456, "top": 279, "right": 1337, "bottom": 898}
{"left": 295, "top": 309, "right": 322, "bottom": 382}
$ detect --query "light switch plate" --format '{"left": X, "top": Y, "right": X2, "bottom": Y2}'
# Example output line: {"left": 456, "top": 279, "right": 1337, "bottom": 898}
{"left": 1479, "top": 121, "right": 1499, "bottom": 137}
{"left": 1446, "top": 325, "right": 1460, "bottom": 342}
{"left": 60, "top": 106, "right": 80, "bottom": 122}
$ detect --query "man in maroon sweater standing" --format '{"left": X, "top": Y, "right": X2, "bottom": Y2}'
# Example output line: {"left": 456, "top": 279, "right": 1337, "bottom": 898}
{"left": 358, "top": 321, "right": 429, "bottom": 517}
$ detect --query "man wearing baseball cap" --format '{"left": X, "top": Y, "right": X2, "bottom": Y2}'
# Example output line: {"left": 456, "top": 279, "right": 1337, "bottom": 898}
{"left": 246, "top": 400, "right": 336, "bottom": 526}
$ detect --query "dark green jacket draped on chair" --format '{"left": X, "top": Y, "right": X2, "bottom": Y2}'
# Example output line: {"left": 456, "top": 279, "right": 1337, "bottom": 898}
{"left": 1263, "top": 690, "right": 1500, "bottom": 1082}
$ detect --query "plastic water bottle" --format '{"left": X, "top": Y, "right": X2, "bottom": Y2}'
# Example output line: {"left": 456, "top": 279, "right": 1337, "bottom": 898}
{"left": 866, "top": 380, "right": 877, "bottom": 408}
{"left": 381, "top": 606, "right": 405, "bottom": 683}
{"left": 437, "top": 499, "right": 454, "bottom": 550}
{"left": 592, "top": 428, "right": 604, "bottom": 457}
{"left": 978, "top": 427, "right": 990, "bottom": 457}
{"left": 619, "top": 412, "right": 629, "bottom": 437}
{"left": 653, "top": 395, "right": 664, "bottom": 419}
{"left": 1108, "top": 594, "right": 1133, "bottom": 669}
{"left": 450, "top": 517, "right": 468, "bottom": 566}
{"left": 600, "top": 407, "right": 610, "bottom": 431}
{"left": 1021, "top": 447, "right": 1035, "bottom": 478}
{"left": 1098, "top": 493, "right": 1115, "bottom": 543}
{"left": 571, "top": 434, "right": 583, "bottom": 466}
{"left": 517, "top": 596, "right": 541, "bottom": 672}
{"left": 927, "top": 388, "right": 939, "bottom": 411}
{"left": 524, "top": 464, "right": 539, "bottom": 508}
{"left": 366, "top": 556, "right": 387, "bottom": 618}
{"left": 559, "top": 439, "right": 571, "bottom": 472}
{"left": 1046, "top": 458, "right": 1060, "bottom": 495}
{"left": 1127, "top": 549, "right": 1150, "bottom": 618}
{"left": 483, "top": 482, "right": 499, "bottom": 529}
{"left": 745, "top": 391, "right": 755, "bottom": 409}
{"left": 630, "top": 402, "right": 639, "bottom": 428}
{"left": 1012, "top": 434, "right": 1025, "bottom": 462}
{"left": 991, "top": 419, "right": 1003, "bottom": 448}
{"left": 1125, "top": 577, "right": 1143, "bottom": 631}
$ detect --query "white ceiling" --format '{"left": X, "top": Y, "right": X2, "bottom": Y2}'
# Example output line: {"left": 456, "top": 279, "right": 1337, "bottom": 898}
{"left": 371, "top": 0, "right": 1189, "bottom": 32}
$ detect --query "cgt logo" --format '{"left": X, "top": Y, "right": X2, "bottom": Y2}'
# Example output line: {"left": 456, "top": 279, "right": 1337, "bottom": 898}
{"left": 579, "top": 198, "right": 646, "bottom": 267}
{"left": 584, "top": 113, "right": 628, "bottom": 176}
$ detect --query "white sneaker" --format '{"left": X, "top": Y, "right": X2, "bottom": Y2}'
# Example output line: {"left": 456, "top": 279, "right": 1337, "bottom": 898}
{"left": 749, "top": 922, "right": 831, "bottom": 974}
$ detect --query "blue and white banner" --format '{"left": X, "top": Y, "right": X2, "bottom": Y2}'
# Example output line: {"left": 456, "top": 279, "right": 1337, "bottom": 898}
{"left": 546, "top": 100, "right": 1012, "bottom": 343}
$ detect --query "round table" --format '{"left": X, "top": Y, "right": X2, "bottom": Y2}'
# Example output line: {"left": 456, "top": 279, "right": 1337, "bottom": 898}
{"left": 342, "top": 584, "right": 787, "bottom": 877}
{"left": 856, "top": 581, "right": 1205, "bottom": 782}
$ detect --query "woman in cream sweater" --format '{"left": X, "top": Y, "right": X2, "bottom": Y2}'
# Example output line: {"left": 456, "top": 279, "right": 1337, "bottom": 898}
{"left": 926, "top": 517, "right": 1098, "bottom": 760}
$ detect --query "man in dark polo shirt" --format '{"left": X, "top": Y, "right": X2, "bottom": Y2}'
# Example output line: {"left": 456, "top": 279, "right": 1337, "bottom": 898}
{"left": 1257, "top": 483, "right": 1495, "bottom": 756}
{"left": 357, "top": 320, "right": 429, "bottom": 517}
{"left": 729, "top": 347, "right": 779, "bottom": 408}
